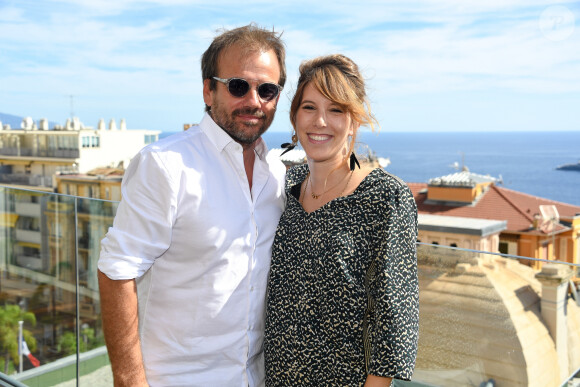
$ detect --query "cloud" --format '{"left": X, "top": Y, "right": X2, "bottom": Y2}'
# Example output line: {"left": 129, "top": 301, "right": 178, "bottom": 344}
{"left": 0, "top": 0, "right": 578, "bottom": 131}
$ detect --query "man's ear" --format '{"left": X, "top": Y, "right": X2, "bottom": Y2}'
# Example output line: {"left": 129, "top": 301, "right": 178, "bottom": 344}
{"left": 203, "top": 79, "right": 213, "bottom": 108}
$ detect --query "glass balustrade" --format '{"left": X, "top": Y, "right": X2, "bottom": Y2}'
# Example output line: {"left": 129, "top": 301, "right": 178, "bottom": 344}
{"left": 0, "top": 186, "right": 578, "bottom": 386}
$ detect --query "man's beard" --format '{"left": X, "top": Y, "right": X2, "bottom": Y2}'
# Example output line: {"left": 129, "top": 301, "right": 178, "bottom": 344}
{"left": 210, "top": 104, "right": 275, "bottom": 145}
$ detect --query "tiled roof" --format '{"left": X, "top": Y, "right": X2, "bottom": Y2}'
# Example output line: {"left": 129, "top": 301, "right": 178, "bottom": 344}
{"left": 87, "top": 167, "right": 124, "bottom": 176}
{"left": 408, "top": 183, "right": 580, "bottom": 234}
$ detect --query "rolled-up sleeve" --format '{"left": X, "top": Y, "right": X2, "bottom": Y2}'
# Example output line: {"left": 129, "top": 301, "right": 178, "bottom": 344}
{"left": 368, "top": 183, "right": 419, "bottom": 380}
{"left": 98, "top": 149, "right": 177, "bottom": 280}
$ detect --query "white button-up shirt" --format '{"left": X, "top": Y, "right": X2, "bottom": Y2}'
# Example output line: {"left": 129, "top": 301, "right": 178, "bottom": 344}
{"left": 98, "top": 113, "right": 286, "bottom": 386}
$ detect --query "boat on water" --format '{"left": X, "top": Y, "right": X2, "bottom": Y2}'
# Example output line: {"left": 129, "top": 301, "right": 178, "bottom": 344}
{"left": 556, "top": 160, "right": 580, "bottom": 171}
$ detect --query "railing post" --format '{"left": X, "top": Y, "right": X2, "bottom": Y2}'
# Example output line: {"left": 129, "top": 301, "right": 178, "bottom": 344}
{"left": 74, "top": 196, "right": 80, "bottom": 385}
{"left": 535, "top": 264, "right": 573, "bottom": 382}
{"left": 18, "top": 321, "right": 23, "bottom": 373}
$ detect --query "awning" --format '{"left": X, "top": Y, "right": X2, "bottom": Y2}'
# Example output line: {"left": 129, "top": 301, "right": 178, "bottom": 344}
{"left": 0, "top": 213, "right": 19, "bottom": 228}
{"left": 16, "top": 241, "right": 41, "bottom": 249}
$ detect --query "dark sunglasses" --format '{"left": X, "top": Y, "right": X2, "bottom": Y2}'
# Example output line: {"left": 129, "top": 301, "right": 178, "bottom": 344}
{"left": 213, "top": 77, "right": 282, "bottom": 102}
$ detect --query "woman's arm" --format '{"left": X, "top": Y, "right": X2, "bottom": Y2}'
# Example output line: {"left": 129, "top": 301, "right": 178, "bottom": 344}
{"left": 366, "top": 178, "right": 419, "bottom": 380}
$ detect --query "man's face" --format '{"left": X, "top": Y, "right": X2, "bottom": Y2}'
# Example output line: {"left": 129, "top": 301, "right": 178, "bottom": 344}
{"left": 203, "top": 44, "right": 281, "bottom": 147}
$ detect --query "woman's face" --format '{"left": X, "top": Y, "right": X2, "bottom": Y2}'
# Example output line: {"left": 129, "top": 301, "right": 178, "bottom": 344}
{"left": 295, "top": 83, "right": 356, "bottom": 166}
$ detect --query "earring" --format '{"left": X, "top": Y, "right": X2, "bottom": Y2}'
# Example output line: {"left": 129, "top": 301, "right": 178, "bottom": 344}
{"left": 281, "top": 130, "right": 298, "bottom": 156}
{"left": 349, "top": 152, "right": 360, "bottom": 171}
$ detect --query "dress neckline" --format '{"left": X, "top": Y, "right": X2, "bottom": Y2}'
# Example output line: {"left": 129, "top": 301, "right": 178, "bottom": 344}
{"left": 289, "top": 167, "right": 384, "bottom": 215}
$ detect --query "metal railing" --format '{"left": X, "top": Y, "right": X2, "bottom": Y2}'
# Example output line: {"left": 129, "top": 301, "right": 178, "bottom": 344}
{"left": 0, "top": 185, "right": 578, "bottom": 386}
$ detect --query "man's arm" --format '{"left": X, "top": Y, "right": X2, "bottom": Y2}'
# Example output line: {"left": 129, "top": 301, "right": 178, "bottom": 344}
{"left": 98, "top": 270, "right": 148, "bottom": 387}
{"left": 365, "top": 374, "right": 393, "bottom": 387}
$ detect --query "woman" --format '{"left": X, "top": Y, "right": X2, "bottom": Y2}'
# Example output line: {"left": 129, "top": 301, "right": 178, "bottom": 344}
{"left": 265, "top": 54, "right": 419, "bottom": 386}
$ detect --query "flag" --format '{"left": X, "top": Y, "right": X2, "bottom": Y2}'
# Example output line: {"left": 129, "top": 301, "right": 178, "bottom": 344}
{"left": 21, "top": 339, "right": 40, "bottom": 367}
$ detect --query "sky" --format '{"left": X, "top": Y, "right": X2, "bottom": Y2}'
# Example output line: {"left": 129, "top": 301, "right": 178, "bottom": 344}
{"left": 0, "top": 0, "right": 579, "bottom": 133}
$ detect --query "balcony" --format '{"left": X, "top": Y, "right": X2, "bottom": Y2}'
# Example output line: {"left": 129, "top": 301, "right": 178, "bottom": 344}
{"left": 15, "top": 255, "right": 43, "bottom": 271}
{"left": 0, "top": 147, "right": 80, "bottom": 159}
{"left": 0, "top": 174, "right": 53, "bottom": 189}
{"left": 14, "top": 229, "right": 41, "bottom": 244}
{"left": 0, "top": 185, "right": 579, "bottom": 386}
{"left": 14, "top": 202, "right": 41, "bottom": 217}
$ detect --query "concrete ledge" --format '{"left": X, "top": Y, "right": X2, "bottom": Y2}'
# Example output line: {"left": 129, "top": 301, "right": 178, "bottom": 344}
{"left": 12, "top": 347, "right": 110, "bottom": 387}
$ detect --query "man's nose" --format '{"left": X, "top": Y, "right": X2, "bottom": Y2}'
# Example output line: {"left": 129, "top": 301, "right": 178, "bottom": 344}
{"left": 244, "top": 87, "right": 262, "bottom": 108}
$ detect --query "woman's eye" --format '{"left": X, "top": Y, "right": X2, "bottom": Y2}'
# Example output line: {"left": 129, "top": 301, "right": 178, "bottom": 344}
{"left": 331, "top": 108, "right": 343, "bottom": 113}
{"left": 302, "top": 105, "right": 315, "bottom": 110}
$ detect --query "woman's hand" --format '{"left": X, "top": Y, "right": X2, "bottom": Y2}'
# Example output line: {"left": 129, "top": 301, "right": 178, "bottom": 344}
{"left": 364, "top": 374, "right": 393, "bottom": 387}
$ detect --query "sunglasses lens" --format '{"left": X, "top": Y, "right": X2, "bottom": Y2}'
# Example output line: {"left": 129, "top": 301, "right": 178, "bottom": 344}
{"left": 228, "top": 79, "right": 250, "bottom": 98}
{"left": 258, "top": 83, "right": 280, "bottom": 101}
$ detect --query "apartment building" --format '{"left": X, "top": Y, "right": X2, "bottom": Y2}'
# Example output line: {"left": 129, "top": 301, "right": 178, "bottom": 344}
{"left": 0, "top": 116, "right": 159, "bottom": 191}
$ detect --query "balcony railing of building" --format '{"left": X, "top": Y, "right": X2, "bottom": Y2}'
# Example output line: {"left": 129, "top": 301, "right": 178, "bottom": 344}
{"left": 0, "top": 186, "right": 579, "bottom": 387}
{"left": 0, "top": 174, "right": 53, "bottom": 189}
{"left": 0, "top": 148, "right": 80, "bottom": 159}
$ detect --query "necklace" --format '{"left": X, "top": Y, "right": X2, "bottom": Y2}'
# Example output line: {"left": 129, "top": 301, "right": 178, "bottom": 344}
{"left": 309, "top": 170, "right": 350, "bottom": 199}
{"left": 301, "top": 170, "right": 354, "bottom": 204}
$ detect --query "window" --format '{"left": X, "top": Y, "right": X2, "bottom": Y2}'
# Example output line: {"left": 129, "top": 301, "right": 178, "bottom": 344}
{"left": 499, "top": 242, "right": 508, "bottom": 254}
{"left": 81, "top": 135, "right": 100, "bottom": 148}
{"left": 87, "top": 185, "right": 100, "bottom": 199}
{"left": 144, "top": 134, "right": 157, "bottom": 144}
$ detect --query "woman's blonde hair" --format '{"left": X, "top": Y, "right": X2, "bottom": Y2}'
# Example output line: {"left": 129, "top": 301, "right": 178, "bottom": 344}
{"left": 289, "top": 54, "right": 378, "bottom": 158}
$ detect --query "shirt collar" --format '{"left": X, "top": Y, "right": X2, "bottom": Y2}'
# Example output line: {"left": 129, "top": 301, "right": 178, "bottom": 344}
{"left": 200, "top": 112, "right": 269, "bottom": 160}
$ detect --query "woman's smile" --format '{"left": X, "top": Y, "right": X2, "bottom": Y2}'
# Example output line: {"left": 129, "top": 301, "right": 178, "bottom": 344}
{"left": 307, "top": 133, "right": 333, "bottom": 143}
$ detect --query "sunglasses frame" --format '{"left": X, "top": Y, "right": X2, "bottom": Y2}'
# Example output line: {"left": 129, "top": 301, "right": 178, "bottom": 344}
{"left": 212, "top": 77, "right": 282, "bottom": 102}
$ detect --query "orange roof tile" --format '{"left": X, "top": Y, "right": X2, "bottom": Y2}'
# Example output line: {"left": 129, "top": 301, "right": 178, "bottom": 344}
{"left": 407, "top": 183, "right": 580, "bottom": 234}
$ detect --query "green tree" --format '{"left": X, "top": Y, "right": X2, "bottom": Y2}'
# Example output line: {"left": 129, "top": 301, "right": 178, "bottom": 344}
{"left": 0, "top": 304, "right": 37, "bottom": 373}
{"left": 58, "top": 326, "right": 96, "bottom": 355}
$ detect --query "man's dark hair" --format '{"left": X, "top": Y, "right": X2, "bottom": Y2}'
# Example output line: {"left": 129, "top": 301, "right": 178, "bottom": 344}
{"left": 201, "top": 23, "right": 286, "bottom": 112}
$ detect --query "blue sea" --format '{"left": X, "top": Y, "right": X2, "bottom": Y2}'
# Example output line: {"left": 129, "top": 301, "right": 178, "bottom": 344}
{"left": 162, "top": 130, "right": 580, "bottom": 206}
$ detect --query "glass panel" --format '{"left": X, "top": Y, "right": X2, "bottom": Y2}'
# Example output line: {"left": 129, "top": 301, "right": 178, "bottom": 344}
{"left": 76, "top": 197, "right": 116, "bottom": 382}
{"left": 1, "top": 188, "right": 77, "bottom": 375}
{"left": 0, "top": 187, "right": 116, "bottom": 385}
{"left": 1, "top": 186, "right": 579, "bottom": 385}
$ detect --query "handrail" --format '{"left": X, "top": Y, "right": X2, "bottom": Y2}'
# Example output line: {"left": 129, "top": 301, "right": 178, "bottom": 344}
{"left": 417, "top": 242, "right": 580, "bottom": 268}
{"left": 0, "top": 373, "right": 28, "bottom": 387}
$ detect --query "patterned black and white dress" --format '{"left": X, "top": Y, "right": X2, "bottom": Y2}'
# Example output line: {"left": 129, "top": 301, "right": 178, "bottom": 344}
{"left": 265, "top": 165, "right": 419, "bottom": 386}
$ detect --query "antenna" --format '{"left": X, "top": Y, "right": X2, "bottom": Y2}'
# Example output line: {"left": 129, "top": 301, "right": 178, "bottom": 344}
{"left": 69, "top": 95, "right": 75, "bottom": 118}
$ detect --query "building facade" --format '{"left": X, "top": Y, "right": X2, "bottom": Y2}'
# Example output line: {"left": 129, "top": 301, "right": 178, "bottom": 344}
{"left": 0, "top": 116, "right": 159, "bottom": 191}
{"left": 408, "top": 170, "right": 580, "bottom": 272}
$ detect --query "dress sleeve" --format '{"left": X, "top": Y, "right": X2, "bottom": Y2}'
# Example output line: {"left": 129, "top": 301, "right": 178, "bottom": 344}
{"left": 98, "top": 149, "right": 177, "bottom": 280}
{"left": 367, "top": 180, "right": 419, "bottom": 380}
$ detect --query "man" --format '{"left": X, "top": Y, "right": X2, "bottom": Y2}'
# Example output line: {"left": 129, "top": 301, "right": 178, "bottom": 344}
{"left": 98, "top": 24, "right": 286, "bottom": 386}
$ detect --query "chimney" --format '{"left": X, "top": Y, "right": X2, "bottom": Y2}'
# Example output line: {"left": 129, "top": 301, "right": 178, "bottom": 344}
{"left": 39, "top": 118, "right": 49, "bottom": 130}
{"left": 535, "top": 264, "right": 572, "bottom": 382}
